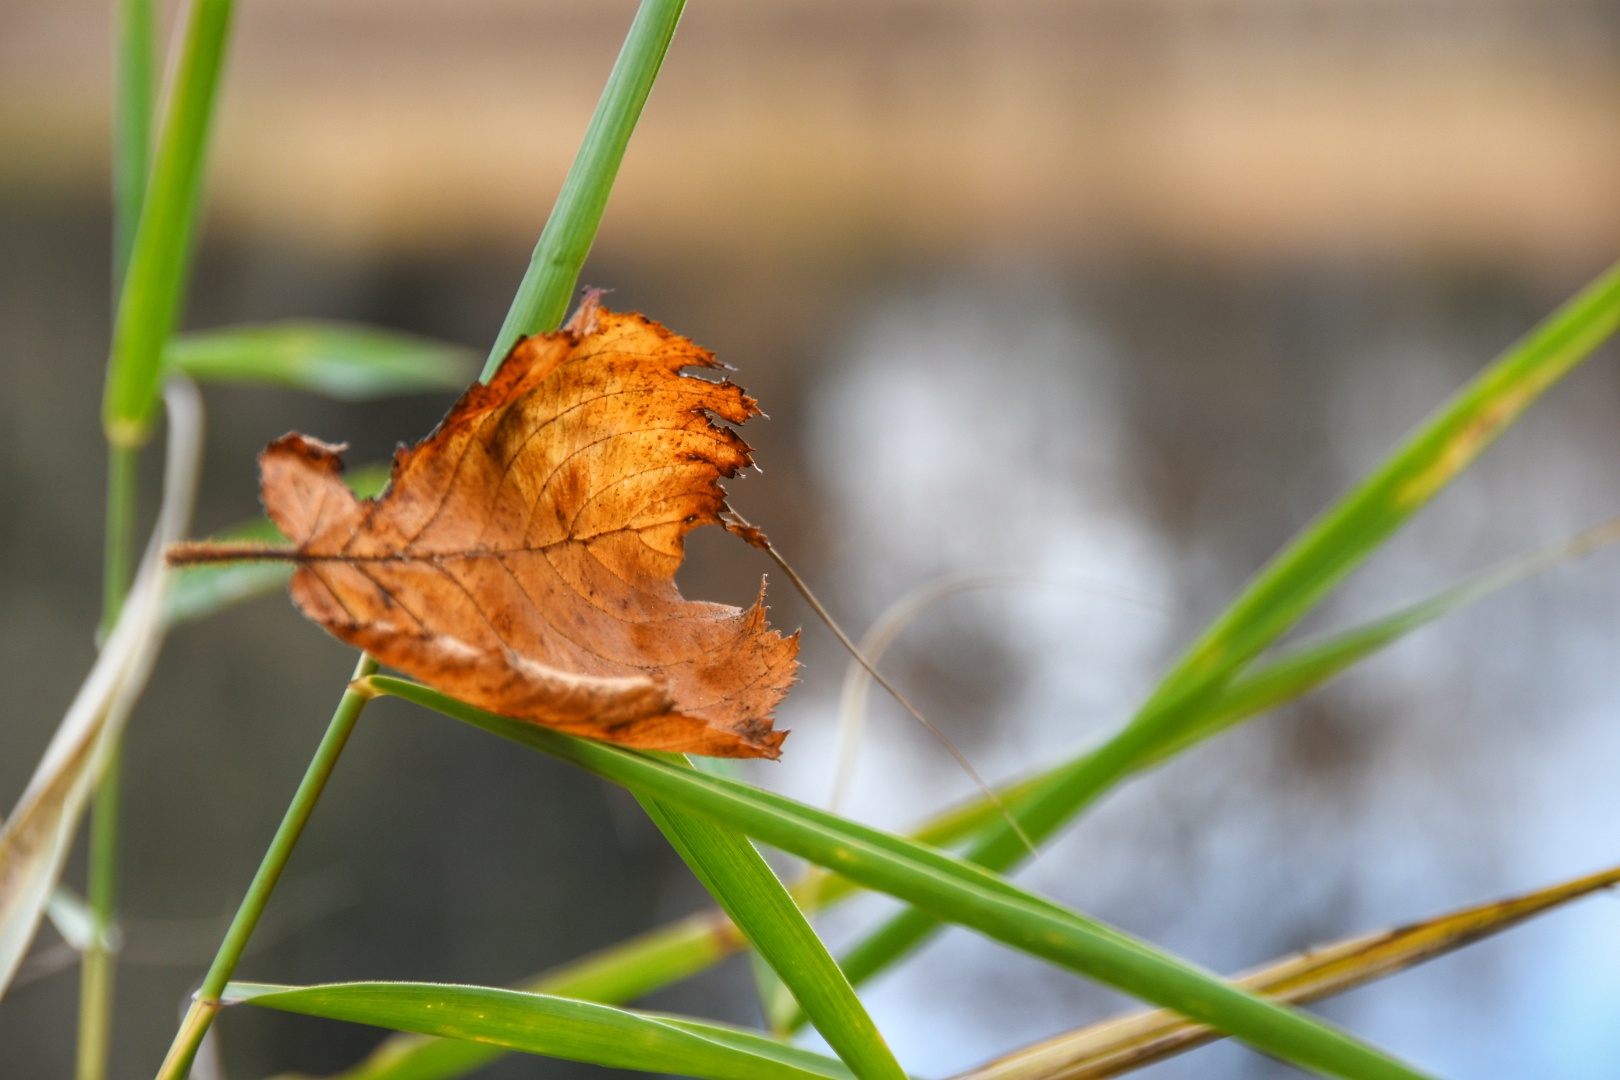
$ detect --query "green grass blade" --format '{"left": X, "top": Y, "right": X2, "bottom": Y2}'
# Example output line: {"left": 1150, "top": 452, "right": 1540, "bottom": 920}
{"left": 649, "top": 1014, "right": 859, "bottom": 1078}
{"left": 688, "top": 758, "right": 796, "bottom": 1031}
{"left": 102, "top": 0, "right": 238, "bottom": 446}
{"left": 482, "top": 0, "right": 686, "bottom": 377}
{"left": 830, "top": 261, "right": 1620, "bottom": 994}
{"left": 1166, "top": 261, "right": 1620, "bottom": 689}
{"left": 1142, "top": 515, "right": 1620, "bottom": 766}
{"left": 166, "top": 322, "right": 473, "bottom": 400}
{"left": 376, "top": 678, "right": 1430, "bottom": 1080}
{"left": 308, "top": 908, "right": 746, "bottom": 1080}
{"left": 225, "top": 981, "right": 850, "bottom": 1080}
{"left": 164, "top": 463, "right": 392, "bottom": 625}
{"left": 637, "top": 787, "right": 905, "bottom": 1080}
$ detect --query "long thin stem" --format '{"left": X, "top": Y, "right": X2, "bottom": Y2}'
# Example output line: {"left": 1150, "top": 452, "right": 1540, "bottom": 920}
{"left": 482, "top": 0, "right": 686, "bottom": 377}
{"left": 153, "top": 654, "right": 379, "bottom": 1080}
{"left": 75, "top": 742, "right": 122, "bottom": 1080}
{"left": 100, "top": 445, "right": 140, "bottom": 637}
{"left": 84, "top": 263, "right": 142, "bottom": 1080}
{"left": 80, "top": 0, "right": 158, "bottom": 1068}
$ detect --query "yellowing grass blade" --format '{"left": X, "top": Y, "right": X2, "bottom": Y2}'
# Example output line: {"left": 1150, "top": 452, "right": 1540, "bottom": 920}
{"left": 954, "top": 864, "right": 1620, "bottom": 1080}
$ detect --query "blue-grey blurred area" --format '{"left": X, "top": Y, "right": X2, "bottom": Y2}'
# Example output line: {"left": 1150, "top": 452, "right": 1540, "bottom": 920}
{"left": 3, "top": 1, "right": 1620, "bottom": 1077}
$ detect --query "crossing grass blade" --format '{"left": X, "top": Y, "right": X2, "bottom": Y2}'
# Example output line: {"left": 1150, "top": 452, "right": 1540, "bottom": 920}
{"left": 483, "top": 0, "right": 687, "bottom": 376}
{"left": 166, "top": 322, "right": 473, "bottom": 400}
{"left": 224, "top": 981, "right": 852, "bottom": 1080}
{"left": 688, "top": 758, "right": 796, "bottom": 1029}
{"left": 953, "top": 863, "right": 1620, "bottom": 1080}
{"left": 828, "top": 260, "right": 1620, "bottom": 995}
{"left": 102, "top": 0, "right": 239, "bottom": 446}
{"left": 373, "top": 677, "right": 1432, "bottom": 1080}
{"left": 165, "top": 464, "right": 392, "bottom": 626}
{"left": 635, "top": 786, "right": 905, "bottom": 1080}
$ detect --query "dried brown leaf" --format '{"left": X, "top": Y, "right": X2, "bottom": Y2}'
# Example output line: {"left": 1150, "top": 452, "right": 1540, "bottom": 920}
{"left": 182, "top": 300, "right": 796, "bottom": 756}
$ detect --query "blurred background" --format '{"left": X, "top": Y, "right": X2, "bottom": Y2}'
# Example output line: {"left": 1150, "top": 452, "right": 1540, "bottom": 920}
{"left": 4, "top": 0, "right": 1620, "bottom": 1076}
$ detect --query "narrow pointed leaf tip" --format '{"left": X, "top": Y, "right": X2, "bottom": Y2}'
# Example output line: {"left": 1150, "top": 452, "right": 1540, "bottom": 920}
{"left": 254, "top": 301, "right": 798, "bottom": 757}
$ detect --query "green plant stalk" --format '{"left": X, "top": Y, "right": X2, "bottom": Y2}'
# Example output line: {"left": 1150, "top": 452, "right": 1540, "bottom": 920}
{"left": 103, "top": 0, "right": 238, "bottom": 446}
{"left": 75, "top": 742, "right": 121, "bottom": 1080}
{"left": 80, "top": 0, "right": 159, "bottom": 1066}
{"left": 482, "top": 0, "right": 686, "bottom": 377}
{"left": 86, "top": 448, "right": 138, "bottom": 1080}
{"left": 153, "top": 654, "right": 378, "bottom": 1080}
{"left": 827, "top": 260, "right": 1620, "bottom": 996}
{"left": 101, "top": 445, "right": 140, "bottom": 635}
{"left": 80, "top": 443, "right": 139, "bottom": 1080}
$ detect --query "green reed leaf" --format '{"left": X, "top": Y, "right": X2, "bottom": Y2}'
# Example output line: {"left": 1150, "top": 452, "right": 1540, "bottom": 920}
{"left": 483, "top": 0, "right": 686, "bottom": 376}
{"left": 226, "top": 981, "right": 851, "bottom": 1080}
{"left": 167, "top": 323, "right": 472, "bottom": 400}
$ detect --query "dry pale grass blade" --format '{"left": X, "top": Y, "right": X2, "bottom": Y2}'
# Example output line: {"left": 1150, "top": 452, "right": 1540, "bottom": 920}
{"left": 0, "top": 379, "right": 202, "bottom": 999}
{"left": 954, "top": 864, "right": 1620, "bottom": 1080}
{"left": 170, "top": 298, "right": 797, "bottom": 757}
